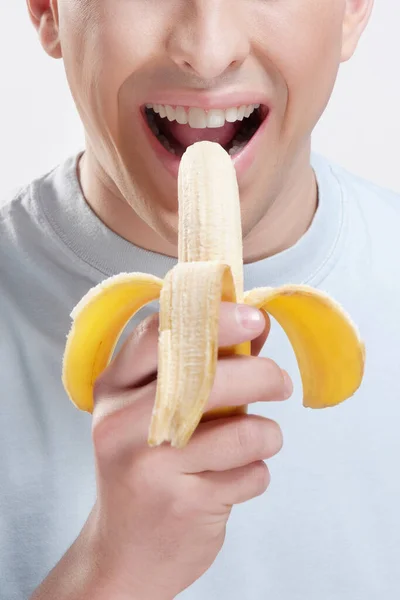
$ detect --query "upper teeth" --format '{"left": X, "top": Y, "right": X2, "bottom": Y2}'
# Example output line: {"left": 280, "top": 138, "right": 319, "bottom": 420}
{"left": 145, "top": 103, "right": 260, "bottom": 129}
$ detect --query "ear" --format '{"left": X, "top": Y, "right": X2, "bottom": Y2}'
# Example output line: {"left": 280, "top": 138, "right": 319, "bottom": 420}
{"left": 341, "top": 0, "right": 374, "bottom": 62}
{"left": 26, "top": 0, "right": 62, "bottom": 59}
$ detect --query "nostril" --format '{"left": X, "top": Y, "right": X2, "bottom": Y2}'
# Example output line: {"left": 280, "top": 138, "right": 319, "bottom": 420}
{"left": 182, "top": 60, "right": 196, "bottom": 74}
{"left": 229, "top": 59, "right": 240, "bottom": 69}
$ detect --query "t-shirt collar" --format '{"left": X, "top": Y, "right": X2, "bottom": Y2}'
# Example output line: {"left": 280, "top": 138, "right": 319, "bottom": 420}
{"left": 37, "top": 151, "right": 346, "bottom": 287}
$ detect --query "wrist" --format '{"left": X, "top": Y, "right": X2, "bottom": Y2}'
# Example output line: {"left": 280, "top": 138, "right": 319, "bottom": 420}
{"left": 31, "top": 513, "right": 171, "bottom": 600}
{"left": 90, "top": 568, "right": 173, "bottom": 600}
{"left": 85, "top": 509, "right": 175, "bottom": 600}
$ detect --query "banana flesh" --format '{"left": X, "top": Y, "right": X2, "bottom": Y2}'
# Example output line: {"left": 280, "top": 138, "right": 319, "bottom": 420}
{"left": 148, "top": 262, "right": 241, "bottom": 448}
{"left": 62, "top": 141, "right": 365, "bottom": 448}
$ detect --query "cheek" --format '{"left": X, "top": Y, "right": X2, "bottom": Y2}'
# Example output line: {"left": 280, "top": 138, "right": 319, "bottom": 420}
{"left": 284, "top": 25, "right": 343, "bottom": 119}
{"left": 58, "top": 1, "right": 165, "bottom": 143}
{"left": 253, "top": 3, "right": 345, "bottom": 141}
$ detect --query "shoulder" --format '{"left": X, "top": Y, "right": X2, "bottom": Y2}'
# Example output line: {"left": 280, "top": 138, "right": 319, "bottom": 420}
{"left": 0, "top": 162, "right": 74, "bottom": 331}
{"left": 0, "top": 184, "right": 31, "bottom": 259}
{"left": 0, "top": 184, "right": 27, "bottom": 227}
{"left": 324, "top": 157, "right": 400, "bottom": 217}
{"left": 0, "top": 162, "right": 61, "bottom": 262}
{"left": 323, "top": 159, "right": 400, "bottom": 293}
{"left": 0, "top": 167, "right": 58, "bottom": 312}
{"left": 0, "top": 184, "right": 37, "bottom": 313}
{"left": 0, "top": 175, "right": 43, "bottom": 242}
{"left": 313, "top": 154, "right": 400, "bottom": 244}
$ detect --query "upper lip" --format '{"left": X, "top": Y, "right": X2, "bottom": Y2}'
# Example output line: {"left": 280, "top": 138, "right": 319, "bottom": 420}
{"left": 142, "top": 91, "right": 270, "bottom": 111}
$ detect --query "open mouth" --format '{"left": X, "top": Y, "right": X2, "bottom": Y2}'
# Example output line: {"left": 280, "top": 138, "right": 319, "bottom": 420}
{"left": 143, "top": 103, "right": 269, "bottom": 158}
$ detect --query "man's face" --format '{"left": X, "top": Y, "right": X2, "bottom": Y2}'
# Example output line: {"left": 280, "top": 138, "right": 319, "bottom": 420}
{"left": 54, "top": 0, "right": 356, "bottom": 241}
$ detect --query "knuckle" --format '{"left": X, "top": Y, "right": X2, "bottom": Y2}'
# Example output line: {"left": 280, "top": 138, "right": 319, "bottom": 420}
{"left": 91, "top": 410, "right": 119, "bottom": 461}
{"left": 133, "top": 313, "right": 159, "bottom": 342}
{"left": 93, "top": 373, "right": 112, "bottom": 402}
{"left": 91, "top": 398, "right": 134, "bottom": 463}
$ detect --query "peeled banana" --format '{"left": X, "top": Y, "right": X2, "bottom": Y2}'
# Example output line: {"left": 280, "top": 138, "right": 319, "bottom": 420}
{"left": 62, "top": 141, "right": 365, "bottom": 448}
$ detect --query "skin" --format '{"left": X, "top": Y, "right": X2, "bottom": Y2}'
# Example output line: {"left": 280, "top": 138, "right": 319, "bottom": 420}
{"left": 26, "top": 1, "right": 373, "bottom": 597}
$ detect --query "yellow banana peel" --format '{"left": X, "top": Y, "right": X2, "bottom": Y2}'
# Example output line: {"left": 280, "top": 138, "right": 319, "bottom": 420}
{"left": 62, "top": 142, "right": 365, "bottom": 448}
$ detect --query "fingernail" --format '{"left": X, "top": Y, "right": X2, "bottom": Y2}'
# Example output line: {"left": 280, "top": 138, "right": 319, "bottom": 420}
{"left": 235, "top": 305, "right": 264, "bottom": 330}
{"left": 282, "top": 370, "right": 293, "bottom": 399}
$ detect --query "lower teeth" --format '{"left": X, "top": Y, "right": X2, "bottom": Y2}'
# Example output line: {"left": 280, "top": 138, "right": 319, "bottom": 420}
{"left": 228, "top": 125, "right": 258, "bottom": 156}
{"left": 228, "top": 143, "right": 246, "bottom": 156}
{"left": 158, "top": 134, "right": 176, "bottom": 155}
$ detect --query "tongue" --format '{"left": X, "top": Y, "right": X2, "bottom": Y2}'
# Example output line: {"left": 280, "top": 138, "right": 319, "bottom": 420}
{"left": 163, "top": 120, "right": 241, "bottom": 149}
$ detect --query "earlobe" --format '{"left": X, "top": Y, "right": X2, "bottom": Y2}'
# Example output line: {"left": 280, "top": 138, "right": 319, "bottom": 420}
{"left": 341, "top": 0, "right": 374, "bottom": 62}
{"left": 26, "top": 0, "right": 62, "bottom": 59}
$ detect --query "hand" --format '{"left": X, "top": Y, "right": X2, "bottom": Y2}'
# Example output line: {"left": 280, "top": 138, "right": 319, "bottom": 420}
{"left": 31, "top": 303, "right": 292, "bottom": 600}
{"left": 90, "top": 302, "right": 291, "bottom": 598}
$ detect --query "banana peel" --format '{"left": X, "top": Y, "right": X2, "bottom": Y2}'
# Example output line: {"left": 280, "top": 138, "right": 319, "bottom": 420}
{"left": 62, "top": 142, "right": 365, "bottom": 448}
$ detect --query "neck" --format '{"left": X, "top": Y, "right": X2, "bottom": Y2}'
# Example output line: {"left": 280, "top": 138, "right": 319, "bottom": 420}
{"left": 243, "top": 150, "right": 318, "bottom": 263}
{"left": 78, "top": 146, "right": 318, "bottom": 264}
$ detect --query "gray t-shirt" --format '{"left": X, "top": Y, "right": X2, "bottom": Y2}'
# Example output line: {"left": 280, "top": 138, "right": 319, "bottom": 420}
{"left": 1, "top": 152, "right": 399, "bottom": 599}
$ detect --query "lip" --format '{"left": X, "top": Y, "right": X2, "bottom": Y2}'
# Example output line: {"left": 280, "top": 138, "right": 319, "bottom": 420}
{"left": 140, "top": 92, "right": 271, "bottom": 181}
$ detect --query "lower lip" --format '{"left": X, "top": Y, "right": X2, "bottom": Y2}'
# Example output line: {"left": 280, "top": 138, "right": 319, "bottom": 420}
{"left": 140, "top": 108, "right": 270, "bottom": 181}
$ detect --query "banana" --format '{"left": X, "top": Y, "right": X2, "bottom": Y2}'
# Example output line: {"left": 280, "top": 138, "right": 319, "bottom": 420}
{"left": 62, "top": 141, "right": 365, "bottom": 448}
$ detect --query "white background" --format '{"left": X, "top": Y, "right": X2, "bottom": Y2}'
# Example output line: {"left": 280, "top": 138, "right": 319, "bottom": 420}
{"left": 1, "top": 1, "right": 399, "bottom": 196}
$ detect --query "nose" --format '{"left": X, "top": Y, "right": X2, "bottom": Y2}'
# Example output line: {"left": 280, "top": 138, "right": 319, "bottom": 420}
{"left": 166, "top": 0, "right": 250, "bottom": 80}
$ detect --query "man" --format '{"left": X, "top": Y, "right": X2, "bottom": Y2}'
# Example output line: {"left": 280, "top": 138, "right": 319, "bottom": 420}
{"left": 1, "top": 0, "right": 399, "bottom": 598}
